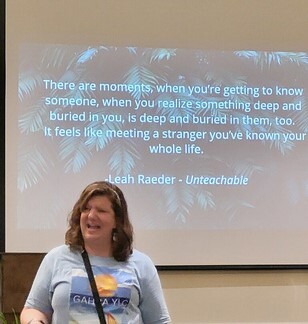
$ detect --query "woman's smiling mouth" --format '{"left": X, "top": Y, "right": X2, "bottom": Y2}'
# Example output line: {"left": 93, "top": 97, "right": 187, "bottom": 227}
{"left": 87, "top": 224, "right": 101, "bottom": 229}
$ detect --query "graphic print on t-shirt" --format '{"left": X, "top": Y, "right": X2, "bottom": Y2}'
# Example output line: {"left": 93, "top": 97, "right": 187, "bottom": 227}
{"left": 69, "top": 266, "right": 132, "bottom": 323}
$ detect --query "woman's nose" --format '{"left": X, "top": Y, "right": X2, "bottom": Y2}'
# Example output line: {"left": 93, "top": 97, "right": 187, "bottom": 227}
{"left": 88, "top": 208, "right": 96, "bottom": 218}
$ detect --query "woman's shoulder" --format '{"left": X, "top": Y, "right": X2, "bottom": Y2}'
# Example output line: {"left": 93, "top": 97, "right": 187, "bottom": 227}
{"left": 129, "top": 249, "right": 157, "bottom": 270}
{"left": 44, "top": 244, "right": 77, "bottom": 259}
{"left": 131, "top": 248, "right": 149, "bottom": 259}
{"left": 40, "top": 245, "right": 81, "bottom": 269}
{"left": 47, "top": 244, "right": 69, "bottom": 254}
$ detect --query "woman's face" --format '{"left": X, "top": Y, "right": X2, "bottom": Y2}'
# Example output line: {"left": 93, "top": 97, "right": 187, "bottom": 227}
{"left": 80, "top": 195, "right": 116, "bottom": 250}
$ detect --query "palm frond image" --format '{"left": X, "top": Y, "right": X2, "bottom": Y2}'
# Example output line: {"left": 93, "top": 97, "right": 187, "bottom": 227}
{"left": 17, "top": 44, "right": 308, "bottom": 228}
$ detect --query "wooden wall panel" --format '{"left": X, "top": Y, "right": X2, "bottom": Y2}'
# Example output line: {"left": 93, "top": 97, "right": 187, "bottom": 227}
{"left": 1, "top": 253, "right": 45, "bottom": 313}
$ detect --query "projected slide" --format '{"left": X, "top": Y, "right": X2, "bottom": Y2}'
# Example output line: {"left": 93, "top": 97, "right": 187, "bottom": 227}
{"left": 10, "top": 43, "right": 308, "bottom": 264}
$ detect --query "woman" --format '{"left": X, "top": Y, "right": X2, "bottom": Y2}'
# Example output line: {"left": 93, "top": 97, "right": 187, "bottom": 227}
{"left": 20, "top": 181, "right": 171, "bottom": 324}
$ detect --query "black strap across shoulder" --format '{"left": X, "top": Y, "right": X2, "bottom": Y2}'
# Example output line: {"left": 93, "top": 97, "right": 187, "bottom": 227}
{"left": 81, "top": 250, "right": 107, "bottom": 324}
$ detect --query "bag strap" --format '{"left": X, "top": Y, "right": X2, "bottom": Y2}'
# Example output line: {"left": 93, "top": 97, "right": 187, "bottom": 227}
{"left": 81, "top": 250, "right": 107, "bottom": 324}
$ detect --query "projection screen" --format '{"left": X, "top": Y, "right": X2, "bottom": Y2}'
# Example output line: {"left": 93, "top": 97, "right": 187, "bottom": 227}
{"left": 5, "top": 0, "right": 308, "bottom": 266}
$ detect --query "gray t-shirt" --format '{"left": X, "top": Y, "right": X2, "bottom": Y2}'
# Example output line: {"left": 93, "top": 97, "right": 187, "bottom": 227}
{"left": 25, "top": 245, "right": 171, "bottom": 323}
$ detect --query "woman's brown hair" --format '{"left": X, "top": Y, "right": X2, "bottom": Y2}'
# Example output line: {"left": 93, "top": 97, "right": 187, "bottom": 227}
{"left": 65, "top": 181, "right": 133, "bottom": 261}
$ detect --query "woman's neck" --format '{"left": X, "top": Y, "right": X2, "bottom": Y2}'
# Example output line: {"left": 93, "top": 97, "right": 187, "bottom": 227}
{"left": 84, "top": 242, "right": 112, "bottom": 258}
